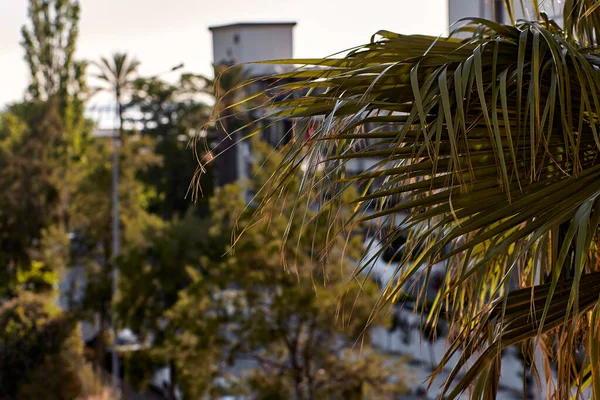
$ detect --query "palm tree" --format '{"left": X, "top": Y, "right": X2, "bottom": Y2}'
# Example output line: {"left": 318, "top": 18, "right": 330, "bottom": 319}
{"left": 91, "top": 52, "right": 139, "bottom": 386}
{"left": 211, "top": 1, "right": 600, "bottom": 399}
{"left": 93, "top": 52, "right": 141, "bottom": 134}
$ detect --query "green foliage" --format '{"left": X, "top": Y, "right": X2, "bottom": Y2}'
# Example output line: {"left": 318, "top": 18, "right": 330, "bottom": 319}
{"left": 117, "top": 211, "right": 210, "bottom": 336}
{"left": 71, "top": 135, "right": 162, "bottom": 253}
{"left": 126, "top": 75, "right": 212, "bottom": 218}
{"left": 21, "top": 0, "right": 89, "bottom": 153}
{"left": 63, "top": 131, "right": 163, "bottom": 370}
{"left": 164, "top": 140, "right": 408, "bottom": 399}
{"left": 112, "top": 73, "right": 216, "bottom": 349}
{"left": 0, "top": 292, "right": 99, "bottom": 399}
{"left": 3, "top": 0, "right": 91, "bottom": 297}
{"left": 92, "top": 52, "right": 140, "bottom": 132}
{"left": 122, "top": 349, "right": 167, "bottom": 392}
{"left": 116, "top": 211, "right": 226, "bottom": 399}
{"left": 94, "top": 53, "right": 140, "bottom": 98}
{"left": 21, "top": 0, "right": 82, "bottom": 102}
{"left": 0, "top": 101, "right": 70, "bottom": 296}
{"left": 220, "top": 1, "right": 600, "bottom": 398}
{"left": 232, "top": 349, "right": 408, "bottom": 400}
{"left": 69, "top": 135, "right": 162, "bottom": 320}
{"left": 239, "top": 370, "right": 294, "bottom": 400}
{"left": 16, "top": 260, "right": 59, "bottom": 292}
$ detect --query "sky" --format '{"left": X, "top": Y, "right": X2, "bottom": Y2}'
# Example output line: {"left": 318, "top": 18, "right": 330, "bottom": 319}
{"left": 0, "top": 0, "right": 448, "bottom": 108}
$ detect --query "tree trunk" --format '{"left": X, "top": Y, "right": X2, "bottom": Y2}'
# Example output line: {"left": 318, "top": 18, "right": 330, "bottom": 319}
{"left": 97, "top": 310, "right": 106, "bottom": 370}
{"left": 168, "top": 359, "right": 177, "bottom": 400}
{"left": 294, "top": 372, "right": 303, "bottom": 400}
{"left": 288, "top": 335, "right": 304, "bottom": 400}
{"left": 116, "top": 86, "right": 123, "bottom": 136}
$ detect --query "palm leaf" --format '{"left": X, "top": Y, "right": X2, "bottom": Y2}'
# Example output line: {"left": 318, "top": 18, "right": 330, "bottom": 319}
{"left": 207, "top": 2, "right": 600, "bottom": 398}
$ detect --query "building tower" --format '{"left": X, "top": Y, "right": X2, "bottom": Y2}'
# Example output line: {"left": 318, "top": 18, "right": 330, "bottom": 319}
{"left": 209, "top": 22, "right": 296, "bottom": 186}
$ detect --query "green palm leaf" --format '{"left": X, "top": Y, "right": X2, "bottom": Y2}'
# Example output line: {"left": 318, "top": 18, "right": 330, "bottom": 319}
{"left": 206, "top": 1, "right": 600, "bottom": 398}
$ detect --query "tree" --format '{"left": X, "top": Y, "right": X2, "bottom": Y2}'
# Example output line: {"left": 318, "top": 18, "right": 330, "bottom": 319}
{"left": 169, "top": 140, "right": 408, "bottom": 399}
{"left": 115, "top": 211, "right": 219, "bottom": 400}
{"left": 93, "top": 52, "right": 140, "bottom": 135}
{"left": 116, "top": 211, "right": 212, "bottom": 338}
{"left": 21, "top": 0, "right": 83, "bottom": 101}
{"left": 215, "top": 1, "right": 600, "bottom": 398}
{"left": 86, "top": 52, "right": 140, "bottom": 376}
{"left": 69, "top": 134, "right": 162, "bottom": 368}
{"left": 19, "top": 0, "right": 92, "bottom": 262}
{"left": 21, "top": 0, "right": 89, "bottom": 146}
{"left": 0, "top": 292, "right": 100, "bottom": 400}
{"left": 0, "top": 101, "right": 70, "bottom": 296}
{"left": 126, "top": 74, "right": 213, "bottom": 218}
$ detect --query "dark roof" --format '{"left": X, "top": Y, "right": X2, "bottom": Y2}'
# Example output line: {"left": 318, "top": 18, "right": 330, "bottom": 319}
{"left": 209, "top": 22, "right": 297, "bottom": 31}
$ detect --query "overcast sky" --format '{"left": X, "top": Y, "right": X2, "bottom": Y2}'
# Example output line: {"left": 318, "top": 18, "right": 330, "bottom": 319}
{"left": 0, "top": 0, "right": 447, "bottom": 108}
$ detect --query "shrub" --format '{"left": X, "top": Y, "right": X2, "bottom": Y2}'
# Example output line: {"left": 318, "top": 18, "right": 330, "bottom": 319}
{"left": 0, "top": 293, "right": 100, "bottom": 399}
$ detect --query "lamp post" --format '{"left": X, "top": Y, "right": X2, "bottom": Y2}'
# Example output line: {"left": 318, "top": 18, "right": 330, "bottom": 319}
{"left": 110, "top": 62, "right": 184, "bottom": 391}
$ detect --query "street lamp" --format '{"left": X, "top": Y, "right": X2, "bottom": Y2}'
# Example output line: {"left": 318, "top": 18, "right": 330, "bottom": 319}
{"left": 111, "top": 62, "right": 184, "bottom": 392}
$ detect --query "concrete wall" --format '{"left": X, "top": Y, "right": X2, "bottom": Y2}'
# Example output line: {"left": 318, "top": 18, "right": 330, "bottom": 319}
{"left": 210, "top": 23, "right": 296, "bottom": 186}
{"left": 239, "top": 25, "right": 294, "bottom": 76}
{"left": 448, "top": 0, "right": 562, "bottom": 28}
{"left": 448, "top": 0, "right": 489, "bottom": 28}
{"left": 211, "top": 24, "right": 294, "bottom": 77}
{"left": 212, "top": 26, "right": 241, "bottom": 66}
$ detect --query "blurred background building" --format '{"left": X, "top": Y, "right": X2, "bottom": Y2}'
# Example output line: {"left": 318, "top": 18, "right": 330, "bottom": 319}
{"left": 210, "top": 22, "right": 296, "bottom": 76}
{"left": 449, "top": 0, "right": 562, "bottom": 27}
{"left": 210, "top": 22, "right": 296, "bottom": 186}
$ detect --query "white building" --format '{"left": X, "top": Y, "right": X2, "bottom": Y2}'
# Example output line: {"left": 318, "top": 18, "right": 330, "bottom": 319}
{"left": 448, "top": 0, "right": 562, "bottom": 27}
{"left": 209, "top": 22, "right": 296, "bottom": 186}
{"left": 209, "top": 22, "right": 296, "bottom": 78}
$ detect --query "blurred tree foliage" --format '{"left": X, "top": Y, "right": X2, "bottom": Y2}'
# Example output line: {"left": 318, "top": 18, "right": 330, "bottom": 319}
{"left": 21, "top": 0, "right": 83, "bottom": 101}
{"left": 0, "top": 0, "right": 92, "bottom": 297}
{"left": 0, "top": 3, "right": 408, "bottom": 397}
{"left": 125, "top": 74, "right": 213, "bottom": 218}
{"left": 153, "top": 140, "right": 409, "bottom": 399}
{"left": 21, "top": 0, "right": 89, "bottom": 154}
{"left": 0, "top": 101, "right": 70, "bottom": 296}
{"left": 0, "top": 292, "right": 100, "bottom": 400}
{"left": 68, "top": 134, "right": 163, "bottom": 367}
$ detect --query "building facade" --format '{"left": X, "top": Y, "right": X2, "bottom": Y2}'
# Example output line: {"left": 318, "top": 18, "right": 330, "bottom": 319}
{"left": 209, "top": 22, "right": 296, "bottom": 187}
{"left": 210, "top": 22, "right": 296, "bottom": 77}
{"left": 448, "top": 0, "right": 562, "bottom": 27}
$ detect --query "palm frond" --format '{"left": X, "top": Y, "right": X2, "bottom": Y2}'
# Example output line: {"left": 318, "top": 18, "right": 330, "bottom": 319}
{"left": 209, "top": 4, "right": 600, "bottom": 399}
